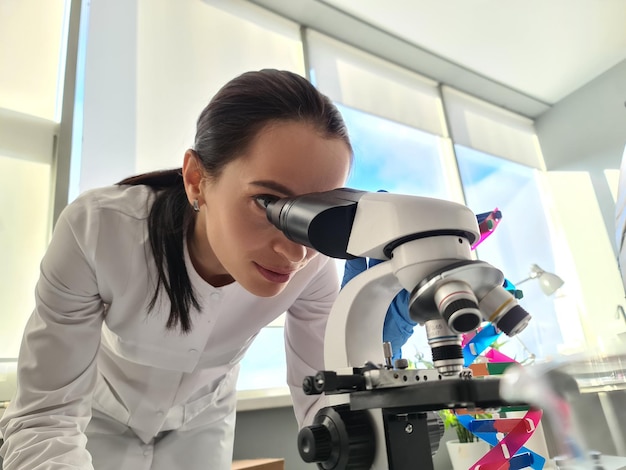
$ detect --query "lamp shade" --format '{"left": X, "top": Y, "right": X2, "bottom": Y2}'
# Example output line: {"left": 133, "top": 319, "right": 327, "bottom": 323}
{"left": 516, "top": 263, "right": 564, "bottom": 296}
{"left": 537, "top": 271, "right": 564, "bottom": 296}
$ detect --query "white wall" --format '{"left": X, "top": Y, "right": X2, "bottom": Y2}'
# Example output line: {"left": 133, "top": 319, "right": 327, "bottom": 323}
{"left": 537, "top": 59, "right": 626, "bottom": 254}
{"left": 535, "top": 60, "right": 626, "bottom": 347}
{"left": 536, "top": 59, "right": 626, "bottom": 172}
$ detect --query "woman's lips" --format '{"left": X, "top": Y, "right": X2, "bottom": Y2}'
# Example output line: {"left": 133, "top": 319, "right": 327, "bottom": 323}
{"left": 256, "top": 264, "right": 293, "bottom": 284}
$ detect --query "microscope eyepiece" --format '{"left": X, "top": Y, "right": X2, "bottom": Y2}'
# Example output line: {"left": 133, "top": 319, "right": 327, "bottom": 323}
{"left": 265, "top": 188, "right": 365, "bottom": 259}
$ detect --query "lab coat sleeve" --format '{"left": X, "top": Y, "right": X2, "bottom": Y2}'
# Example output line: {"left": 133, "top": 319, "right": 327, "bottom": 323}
{"left": 0, "top": 196, "right": 105, "bottom": 469}
{"left": 284, "top": 258, "right": 338, "bottom": 427}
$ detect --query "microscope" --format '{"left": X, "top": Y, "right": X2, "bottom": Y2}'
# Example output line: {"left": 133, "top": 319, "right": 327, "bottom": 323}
{"left": 266, "top": 188, "right": 532, "bottom": 470}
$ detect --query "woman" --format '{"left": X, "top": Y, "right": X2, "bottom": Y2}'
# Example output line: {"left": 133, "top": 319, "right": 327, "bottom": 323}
{"left": 0, "top": 69, "right": 356, "bottom": 470}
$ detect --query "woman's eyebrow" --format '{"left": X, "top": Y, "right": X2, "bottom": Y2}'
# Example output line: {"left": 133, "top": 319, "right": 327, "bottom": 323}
{"left": 250, "top": 180, "right": 296, "bottom": 197}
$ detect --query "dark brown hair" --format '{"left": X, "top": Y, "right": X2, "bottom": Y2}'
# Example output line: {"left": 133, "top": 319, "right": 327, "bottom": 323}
{"left": 118, "top": 69, "right": 352, "bottom": 332}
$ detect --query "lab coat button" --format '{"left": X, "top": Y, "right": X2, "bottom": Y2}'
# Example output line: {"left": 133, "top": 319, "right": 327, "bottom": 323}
{"left": 210, "top": 292, "right": 220, "bottom": 300}
{"left": 156, "top": 411, "right": 164, "bottom": 417}
{"left": 189, "top": 348, "right": 198, "bottom": 355}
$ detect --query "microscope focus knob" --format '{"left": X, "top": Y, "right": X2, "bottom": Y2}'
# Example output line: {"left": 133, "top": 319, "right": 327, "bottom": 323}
{"left": 298, "top": 424, "right": 333, "bottom": 463}
{"left": 297, "top": 405, "right": 375, "bottom": 469}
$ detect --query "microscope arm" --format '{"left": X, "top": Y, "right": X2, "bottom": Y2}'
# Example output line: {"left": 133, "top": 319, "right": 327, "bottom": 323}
{"left": 324, "top": 260, "right": 400, "bottom": 373}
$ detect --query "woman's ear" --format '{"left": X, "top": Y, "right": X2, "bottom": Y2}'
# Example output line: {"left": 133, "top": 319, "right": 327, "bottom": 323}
{"left": 182, "top": 149, "right": 204, "bottom": 206}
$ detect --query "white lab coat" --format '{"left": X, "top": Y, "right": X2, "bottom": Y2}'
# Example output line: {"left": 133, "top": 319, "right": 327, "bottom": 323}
{"left": 0, "top": 185, "right": 334, "bottom": 469}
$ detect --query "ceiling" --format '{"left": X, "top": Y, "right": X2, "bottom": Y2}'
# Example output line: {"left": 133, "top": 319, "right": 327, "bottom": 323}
{"left": 250, "top": 0, "right": 626, "bottom": 117}
{"left": 321, "top": 0, "right": 626, "bottom": 105}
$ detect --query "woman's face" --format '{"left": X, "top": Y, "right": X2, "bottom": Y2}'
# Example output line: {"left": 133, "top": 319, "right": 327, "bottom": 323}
{"left": 185, "top": 121, "right": 351, "bottom": 297}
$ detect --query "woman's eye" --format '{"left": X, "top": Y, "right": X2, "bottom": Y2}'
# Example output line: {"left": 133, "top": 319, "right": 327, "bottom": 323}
{"left": 254, "top": 194, "right": 279, "bottom": 210}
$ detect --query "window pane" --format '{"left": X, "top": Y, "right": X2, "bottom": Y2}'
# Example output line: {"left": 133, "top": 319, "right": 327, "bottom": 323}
{"left": 455, "top": 145, "right": 565, "bottom": 362}
{"left": 0, "top": 155, "right": 52, "bottom": 357}
{"left": 443, "top": 86, "right": 544, "bottom": 170}
{"left": 134, "top": 0, "right": 305, "bottom": 174}
{"left": 237, "top": 328, "right": 287, "bottom": 391}
{"left": 338, "top": 103, "right": 450, "bottom": 199}
{"left": 0, "top": 0, "right": 68, "bottom": 120}
{"left": 306, "top": 29, "right": 445, "bottom": 136}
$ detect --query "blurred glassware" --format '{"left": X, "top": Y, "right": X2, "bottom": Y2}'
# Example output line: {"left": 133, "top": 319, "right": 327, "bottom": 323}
{"left": 500, "top": 340, "right": 626, "bottom": 469}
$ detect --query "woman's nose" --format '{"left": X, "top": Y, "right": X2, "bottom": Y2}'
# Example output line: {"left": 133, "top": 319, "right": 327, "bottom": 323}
{"left": 273, "top": 236, "right": 308, "bottom": 263}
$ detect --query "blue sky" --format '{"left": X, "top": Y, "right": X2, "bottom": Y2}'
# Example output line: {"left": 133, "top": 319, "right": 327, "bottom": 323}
{"left": 338, "top": 103, "right": 450, "bottom": 199}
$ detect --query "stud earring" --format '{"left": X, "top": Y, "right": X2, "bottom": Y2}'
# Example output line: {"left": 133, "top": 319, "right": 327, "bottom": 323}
{"left": 192, "top": 200, "right": 200, "bottom": 212}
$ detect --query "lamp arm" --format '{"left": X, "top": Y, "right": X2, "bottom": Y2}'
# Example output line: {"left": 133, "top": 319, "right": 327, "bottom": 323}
{"left": 514, "top": 276, "right": 533, "bottom": 286}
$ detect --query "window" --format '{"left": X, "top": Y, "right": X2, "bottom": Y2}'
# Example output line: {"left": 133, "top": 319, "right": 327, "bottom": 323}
{"left": 0, "top": 0, "right": 68, "bottom": 120}
{"left": 78, "top": 0, "right": 305, "bottom": 195}
{"left": 338, "top": 103, "right": 454, "bottom": 200}
{"left": 442, "top": 86, "right": 544, "bottom": 170}
{"left": 305, "top": 29, "right": 466, "bottom": 369}
{"left": 237, "top": 327, "right": 287, "bottom": 391}
{"left": 0, "top": 154, "right": 53, "bottom": 358}
{"left": 0, "top": 0, "right": 69, "bottom": 358}
{"left": 455, "top": 145, "right": 565, "bottom": 361}
{"left": 442, "top": 87, "right": 578, "bottom": 362}
{"left": 305, "top": 29, "right": 447, "bottom": 139}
